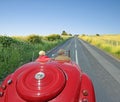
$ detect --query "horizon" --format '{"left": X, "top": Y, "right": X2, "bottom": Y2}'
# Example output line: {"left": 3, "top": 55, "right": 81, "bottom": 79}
{"left": 0, "top": 0, "right": 120, "bottom": 36}
{"left": 1, "top": 32, "right": 120, "bottom": 37}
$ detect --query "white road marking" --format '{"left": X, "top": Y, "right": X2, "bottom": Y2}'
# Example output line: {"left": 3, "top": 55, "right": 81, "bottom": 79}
{"left": 75, "top": 49, "right": 79, "bottom": 65}
{"left": 75, "top": 39, "right": 77, "bottom": 49}
{"left": 80, "top": 39, "right": 120, "bottom": 84}
{"left": 75, "top": 39, "right": 79, "bottom": 64}
{"left": 75, "top": 42, "right": 77, "bottom": 49}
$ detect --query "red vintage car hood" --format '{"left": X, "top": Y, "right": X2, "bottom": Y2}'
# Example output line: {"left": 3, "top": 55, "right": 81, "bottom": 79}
{"left": 0, "top": 61, "right": 82, "bottom": 102}
{"left": 16, "top": 62, "right": 66, "bottom": 101}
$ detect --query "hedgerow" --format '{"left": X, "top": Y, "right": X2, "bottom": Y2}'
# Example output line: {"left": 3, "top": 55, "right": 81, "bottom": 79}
{"left": 0, "top": 35, "right": 68, "bottom": 82}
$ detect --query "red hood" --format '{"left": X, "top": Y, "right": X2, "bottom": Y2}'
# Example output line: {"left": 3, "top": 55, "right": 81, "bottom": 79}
{"left": 35, "top": 55, "right": 50, "bottom": 62}
{"left": 0, "top": 61, "right": 95, "bottom": 102}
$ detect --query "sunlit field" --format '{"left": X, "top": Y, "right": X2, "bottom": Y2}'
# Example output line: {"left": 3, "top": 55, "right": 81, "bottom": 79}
{"left": 0, "top": 34, "right": 70, "bottom": 81}
{"left": 79, "top": 34, "right": 120, "bottom": 59}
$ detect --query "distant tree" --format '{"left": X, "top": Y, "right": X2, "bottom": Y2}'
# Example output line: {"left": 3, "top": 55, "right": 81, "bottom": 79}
{"left": 81, "top": 34, "right": 86, "bottom": 36}
{"left": 96, "top": 34, "right": 100, "bottom": 36}
{"left": 61, "top": 30, "right": 68, "bottom": 36}
{"left": 69, "top": 34, "right": 72, "bottom": 36}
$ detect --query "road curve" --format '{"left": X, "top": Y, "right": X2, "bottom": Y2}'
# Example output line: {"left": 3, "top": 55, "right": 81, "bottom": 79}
{"left": 49, "top": 37, "right": 120, "bottom": 102}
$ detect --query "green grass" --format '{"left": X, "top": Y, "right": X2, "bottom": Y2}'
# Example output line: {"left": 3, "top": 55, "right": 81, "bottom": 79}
{"left": 79, "top": 34, "right": 120, "bottom": 59}
{"left": 0, "top": 35, "right": 68, "bottom": 81}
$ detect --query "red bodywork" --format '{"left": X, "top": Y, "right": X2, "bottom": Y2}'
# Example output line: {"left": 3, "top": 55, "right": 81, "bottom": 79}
{"left": 35, "top": 55, "right": 50, "bottom": 62}
{"left": 0, "top": 59, "right": 96, "bottom": 102}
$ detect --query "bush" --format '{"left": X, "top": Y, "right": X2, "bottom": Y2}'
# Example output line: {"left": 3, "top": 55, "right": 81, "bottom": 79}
{"left": 96, "top": 34, "right": 100, "bottom": 36}
{"left": 27, "top": 34, "right": 42, "bottom": 44}
{"left": 0, "top": 35, "right": 68, "bottom": 81}
{"left": 0, "top": 36, "right": 15, "bottom": 47}
{"left": 46, "top": 34, "right": 62, "bottom": 41}
{"left": 81, "top": 34, "right": 86, "bottom": 36}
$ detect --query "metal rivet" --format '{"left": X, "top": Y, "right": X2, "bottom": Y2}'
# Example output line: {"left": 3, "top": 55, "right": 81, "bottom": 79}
{"left": 7, "top": 79, "right": 12, "bottom": 85}
{"left": 40, "top": 66, "right": 44, "bottom": 68}
{"left": 82, "top": 98, "right": 88, "bottom": 102}
{"left": 82, "top": 90, "right": 88, "bottom": 96}
{"left": 1, "top": 85, "right": 6, "bottom": 90}
{"left": 0, "top": 92, "right": 4, "bottom": 97}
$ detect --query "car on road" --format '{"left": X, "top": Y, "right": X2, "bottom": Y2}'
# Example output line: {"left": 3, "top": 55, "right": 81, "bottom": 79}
{"left": 0, "top": 53, "right": 96, "bottom": 102}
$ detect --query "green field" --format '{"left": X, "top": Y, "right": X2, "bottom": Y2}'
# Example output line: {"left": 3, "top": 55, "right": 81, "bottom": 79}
{"left": 79, "top": 34, "right": 120, "bottom": 59}
{"left": 0, "top": 34, "right": 70, "bottom": 81}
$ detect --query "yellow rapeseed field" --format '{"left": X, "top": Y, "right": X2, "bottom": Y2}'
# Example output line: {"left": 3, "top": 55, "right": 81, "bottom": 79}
{"left": 79, "top": 34, "right": 120, "bottom": 59}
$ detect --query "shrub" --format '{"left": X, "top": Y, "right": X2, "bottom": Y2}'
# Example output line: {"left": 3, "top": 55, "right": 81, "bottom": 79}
{"left": 96, "top": 34, "right": 100, "bottom": 36}
{"left": 0, "top": 36, "right": 14, "bottom": 47}
{"left": 46, "top": 34, "right": 62, "bottom": 41}
{"left": 27, "top": 34, "right": 42, "bottom": 44}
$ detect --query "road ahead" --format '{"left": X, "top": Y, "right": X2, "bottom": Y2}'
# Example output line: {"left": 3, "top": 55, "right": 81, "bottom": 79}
{"left": 49, "top": 37, "right": 120, "bottom": 102}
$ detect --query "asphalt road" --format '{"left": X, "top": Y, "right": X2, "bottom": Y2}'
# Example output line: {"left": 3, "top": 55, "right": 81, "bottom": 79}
{"left": 49, "top": 37, "right": 120, "bottom": 102}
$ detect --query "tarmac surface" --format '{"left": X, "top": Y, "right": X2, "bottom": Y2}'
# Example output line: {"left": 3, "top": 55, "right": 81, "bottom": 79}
{"left": 48, "top": 37, "right": 120, "bottom": 102}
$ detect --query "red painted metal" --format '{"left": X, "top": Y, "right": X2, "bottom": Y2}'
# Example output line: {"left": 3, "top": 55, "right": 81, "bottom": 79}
{"left": 0, "top": 60, "right": 96, "bottom": 102}
{"left": 35, "top": 55, "right": 50, "bottom": 62}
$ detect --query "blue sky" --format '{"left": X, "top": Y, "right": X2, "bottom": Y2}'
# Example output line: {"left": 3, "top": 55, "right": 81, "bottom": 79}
{"left": 0, "top": 0, "right": 120, "bottom": 36}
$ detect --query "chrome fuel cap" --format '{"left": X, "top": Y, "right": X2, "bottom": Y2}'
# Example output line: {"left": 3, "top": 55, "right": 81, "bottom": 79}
{"left": 35, "top": 72, "right": 45, "bottom": 80}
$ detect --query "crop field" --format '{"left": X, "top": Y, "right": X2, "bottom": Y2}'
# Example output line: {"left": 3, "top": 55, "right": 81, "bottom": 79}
{"left": 0, "top": 34, "right": 70, "bottom": 82}
{"left": 79, "top": 34, "right": 120, "bottom": 59}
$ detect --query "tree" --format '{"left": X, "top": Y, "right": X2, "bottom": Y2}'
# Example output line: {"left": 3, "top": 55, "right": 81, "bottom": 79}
{"left": 96, "top": 34, "right": 100, "bottom": 36}
{"left": 81, "top": 34, "right": 86, "bottom": 36}
{"left": 61, "top": 30, "right": 68, "bottom": 36}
